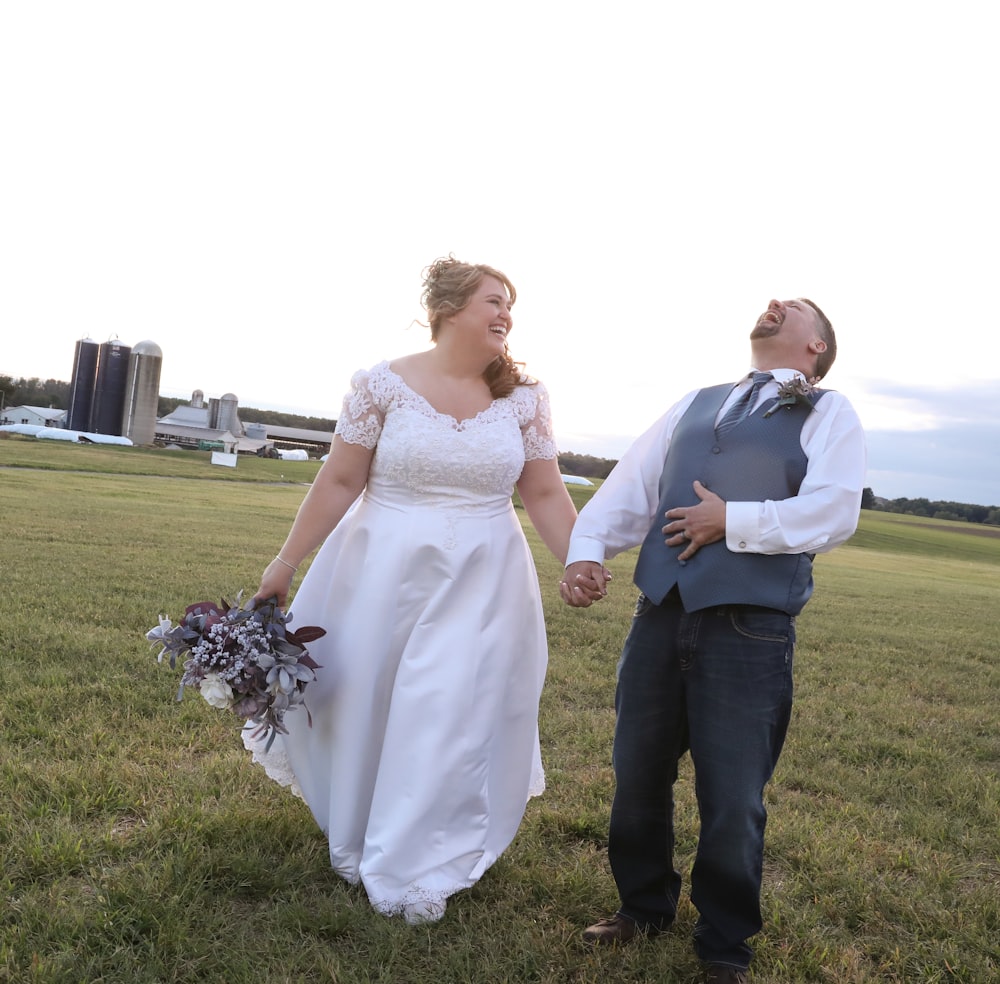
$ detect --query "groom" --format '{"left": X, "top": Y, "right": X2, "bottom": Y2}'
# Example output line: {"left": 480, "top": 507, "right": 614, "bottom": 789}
{"left": 560, "top": 298, "right": 866, "bottom": 983}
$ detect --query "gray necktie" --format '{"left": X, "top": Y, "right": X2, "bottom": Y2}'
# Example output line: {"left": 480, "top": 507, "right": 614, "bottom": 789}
{"left": 716, "top": 371, "right": 773, "bottom": 437}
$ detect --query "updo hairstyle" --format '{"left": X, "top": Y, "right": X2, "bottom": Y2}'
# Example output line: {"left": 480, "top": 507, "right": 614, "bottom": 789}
{"left": 421, "top": 256, "right": 527, "bottom": 399}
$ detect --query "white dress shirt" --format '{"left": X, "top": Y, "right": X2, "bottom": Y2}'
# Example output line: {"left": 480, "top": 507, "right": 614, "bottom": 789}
{"left": 566, "top": 369, "right": 868, "bottom": 567}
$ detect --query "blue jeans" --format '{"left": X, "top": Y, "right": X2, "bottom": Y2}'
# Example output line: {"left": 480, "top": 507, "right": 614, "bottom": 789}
{"left": 609, "top": 591, "right": 795, "bottom": 969}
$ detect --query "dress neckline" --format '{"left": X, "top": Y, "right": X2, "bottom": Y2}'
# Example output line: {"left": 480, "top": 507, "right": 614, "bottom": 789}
{"left": 380, "top": 361, "right": 500, "bottom": 427}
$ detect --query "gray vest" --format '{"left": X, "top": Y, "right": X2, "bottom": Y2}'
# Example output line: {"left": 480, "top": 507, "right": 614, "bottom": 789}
{"left": 633, "top": 382, "right": 827, "bottom": 614}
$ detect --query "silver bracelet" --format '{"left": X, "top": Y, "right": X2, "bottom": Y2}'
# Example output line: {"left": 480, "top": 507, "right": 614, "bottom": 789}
{"left": 274, "top": 555, "right": 297, "bottom": 573}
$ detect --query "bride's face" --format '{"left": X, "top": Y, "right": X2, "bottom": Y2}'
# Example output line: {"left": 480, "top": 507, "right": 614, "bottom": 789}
{"left": 445, "top": 276, "right": 513, "bottom": 355}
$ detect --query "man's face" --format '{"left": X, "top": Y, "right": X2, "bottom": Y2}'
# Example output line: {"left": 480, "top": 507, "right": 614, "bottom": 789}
{"left": 751, "top": 299, "right": 818, "bottom": 347}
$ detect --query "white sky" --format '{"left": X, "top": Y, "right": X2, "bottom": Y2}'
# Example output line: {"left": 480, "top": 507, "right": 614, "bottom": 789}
{"left": 2, "top": 1, "right": 998, "bottom": 506}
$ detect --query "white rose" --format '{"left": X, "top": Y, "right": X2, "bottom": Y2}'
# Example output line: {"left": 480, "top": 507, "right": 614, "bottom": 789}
{"left": 199, "top": 673, "right": 235, "bottom": 710}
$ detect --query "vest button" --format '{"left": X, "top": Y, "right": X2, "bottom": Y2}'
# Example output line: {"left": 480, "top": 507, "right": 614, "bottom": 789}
{"left": 678, "top": 559, "right": 688, "bottom": 567}
{"left": 712, "top": 446, "right": 721, "bottom": 454}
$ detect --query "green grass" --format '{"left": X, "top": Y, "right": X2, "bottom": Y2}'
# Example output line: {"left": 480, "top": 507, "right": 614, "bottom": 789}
{"left": 1, "top": 438, "right": 998, "bottom": 983}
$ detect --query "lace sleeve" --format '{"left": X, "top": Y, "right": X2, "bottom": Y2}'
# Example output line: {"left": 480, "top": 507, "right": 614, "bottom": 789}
{"left": 334, "top": 368, "right": 385, "bottom": 449}
{"left": 518, "top": 380, "right": 558, "bottom": 461}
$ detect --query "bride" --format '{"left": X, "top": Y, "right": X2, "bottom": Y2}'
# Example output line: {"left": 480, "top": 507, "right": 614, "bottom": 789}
{"left": 245, "top": 256, "right": 603, "bottom": 924}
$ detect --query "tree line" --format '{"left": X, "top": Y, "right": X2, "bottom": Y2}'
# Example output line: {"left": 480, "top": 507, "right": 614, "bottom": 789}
{"left": 557, "top": 451, "right": 618, "bottom": 480}
{"left": 0, "top": 375, "right": 70, "bottom": 411}
{"left": 863, "top": 488, "right": 999, "bottom": 525}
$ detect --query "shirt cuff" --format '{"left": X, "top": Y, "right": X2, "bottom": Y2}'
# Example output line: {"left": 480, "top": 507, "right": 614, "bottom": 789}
{"left": 724, "top": 501, "right": 760, "bottom": 552}
{"left": 566, "top": 536, "right": 607, "bottom": 567}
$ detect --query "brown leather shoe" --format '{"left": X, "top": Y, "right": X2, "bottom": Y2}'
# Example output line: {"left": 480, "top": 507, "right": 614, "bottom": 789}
{"left": 703, "top": 964, "right": 749, "bottom": 983}
{"left": 582, "top": 913, "right": 650, "bottom": 945}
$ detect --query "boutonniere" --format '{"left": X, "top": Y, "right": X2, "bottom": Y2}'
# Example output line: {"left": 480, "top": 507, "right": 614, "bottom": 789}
{"left": 764, "top": 377, "right": 816, "bottom": 417}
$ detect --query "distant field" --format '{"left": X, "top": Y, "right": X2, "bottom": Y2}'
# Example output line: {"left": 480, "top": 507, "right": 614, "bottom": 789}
{"left": 0, "top": 431, "right": 323, "bottom": 482}
{"left": 2, "top": 437, "right": 997, "bottom": 983}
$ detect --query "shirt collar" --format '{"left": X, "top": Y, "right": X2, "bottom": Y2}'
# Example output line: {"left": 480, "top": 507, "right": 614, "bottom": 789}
{"left": 738, "top": 368, "right": 806, "bottom": 385}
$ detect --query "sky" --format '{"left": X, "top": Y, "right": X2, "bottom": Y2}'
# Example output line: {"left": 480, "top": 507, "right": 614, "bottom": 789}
{"left": 2, "top": 1, "right": 997, "bottom": 507}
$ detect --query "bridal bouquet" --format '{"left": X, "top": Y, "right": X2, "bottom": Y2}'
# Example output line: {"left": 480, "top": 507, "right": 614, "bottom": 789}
{"left": 146, "top": 593, "right": 325, "bottom": 749}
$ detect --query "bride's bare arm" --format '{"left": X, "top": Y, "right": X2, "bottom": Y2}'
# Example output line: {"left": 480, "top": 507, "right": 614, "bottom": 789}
{"left": 255, "top": 436, "right": 375, "bottom": 605}
{"left": 515, "top": 456, "right": 579, "bottom": 565}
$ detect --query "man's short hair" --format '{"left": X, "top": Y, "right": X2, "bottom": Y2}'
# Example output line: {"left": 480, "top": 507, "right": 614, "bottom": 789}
{"left": 800, "top": 298, "right": 836, "bottom": 379}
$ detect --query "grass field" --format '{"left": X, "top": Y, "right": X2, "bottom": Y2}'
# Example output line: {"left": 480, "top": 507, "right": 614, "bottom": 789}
{"left": 2, "top": 436, "right": 998, "bottom": 983}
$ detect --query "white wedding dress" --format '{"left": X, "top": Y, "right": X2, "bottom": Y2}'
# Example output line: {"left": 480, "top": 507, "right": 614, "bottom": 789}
{"left": 244, "top": 361, "right": 555, "bottom": 922}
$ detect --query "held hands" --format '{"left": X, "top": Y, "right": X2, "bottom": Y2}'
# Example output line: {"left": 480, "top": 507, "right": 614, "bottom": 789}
{"left": 560, "top": 562, "right": 612, "bottom": 608}
{"left": 559, "top": 480, "right": 724, "bottom": 606}
{"left": 663, "top": 480, "right": 726, "bottom": 560}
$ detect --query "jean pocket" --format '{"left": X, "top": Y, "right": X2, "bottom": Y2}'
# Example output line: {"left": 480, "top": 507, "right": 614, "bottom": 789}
{"left": 728, "top": 609, "right": 794, "bottom": 644}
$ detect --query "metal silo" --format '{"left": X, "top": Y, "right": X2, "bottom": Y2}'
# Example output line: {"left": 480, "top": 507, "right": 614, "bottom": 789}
{"left": 90, "top": 339, "right": 132, "bottom": 435}
{"left": 67, "top": 337, "right": 99, "bottom": 431}
{"left": 217, "top": 392, "right": 240, "bottom": 436}
{"left": 121, "top": 340, "right": 163, "bottom": 445}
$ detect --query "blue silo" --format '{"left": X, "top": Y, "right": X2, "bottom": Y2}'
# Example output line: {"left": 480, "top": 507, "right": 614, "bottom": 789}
{"left": 90, "top": 339, "right": 132, "bottom": 435}
{"left": 67, "top": 337, "right": 99, "bottom": 431}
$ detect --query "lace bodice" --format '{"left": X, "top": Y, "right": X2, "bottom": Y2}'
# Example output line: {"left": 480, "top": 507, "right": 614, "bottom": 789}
{"left": 335, "top": 362, "right": 557, "bottom": 502}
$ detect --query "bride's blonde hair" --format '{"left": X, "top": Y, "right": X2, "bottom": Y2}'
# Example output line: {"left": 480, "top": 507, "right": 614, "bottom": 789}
{"left": 420, "top": 256, "right": 528, "bottom": 399}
